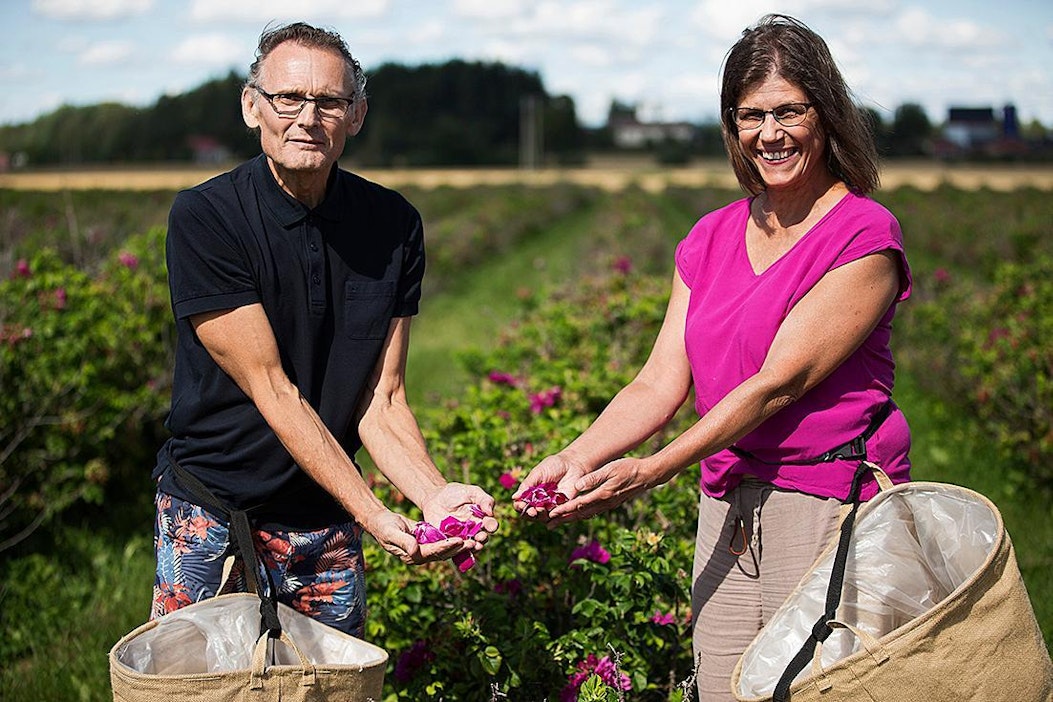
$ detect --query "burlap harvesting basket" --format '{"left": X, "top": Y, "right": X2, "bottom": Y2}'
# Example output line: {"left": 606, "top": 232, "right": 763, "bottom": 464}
{"left": 109, "top": 593, "right": 388, "bottom": 702}
{"left": 731, "top": 468, "right": 1053, "bottom": 701}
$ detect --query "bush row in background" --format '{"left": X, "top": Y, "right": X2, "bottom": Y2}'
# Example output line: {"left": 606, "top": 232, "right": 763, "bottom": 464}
{"left": 884, "top": 186, "right": 1053, "bottom": 491}
{"left": 898, "top": 256, "right": 1053, "bottom": 490}
{"left": 0, "top": 227, "right": 171, "bottom": 553}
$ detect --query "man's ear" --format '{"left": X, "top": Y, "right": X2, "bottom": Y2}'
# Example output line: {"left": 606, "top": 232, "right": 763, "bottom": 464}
{"left": 346, "top": 98, "right": 368, "bottom": 137}
{"left": 241, "top": 87, "right": 261, "bottom": 129}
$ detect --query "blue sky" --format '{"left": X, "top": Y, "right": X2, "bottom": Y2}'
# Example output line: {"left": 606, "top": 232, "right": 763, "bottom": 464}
{"left": 2, "top": 0, "right": 1051, "bottom": 129}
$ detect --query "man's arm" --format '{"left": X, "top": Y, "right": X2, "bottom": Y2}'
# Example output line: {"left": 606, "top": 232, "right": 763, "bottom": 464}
{"left": 190, "top": 303, "right": 465, "bottom": 564}
{"left": 354, "top": 316, "right": 498, "bottom": 534}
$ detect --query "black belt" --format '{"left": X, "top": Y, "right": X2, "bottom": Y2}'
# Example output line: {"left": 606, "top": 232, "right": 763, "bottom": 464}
{"left": 729, "top": 400, "right": 894, "bottom": 466}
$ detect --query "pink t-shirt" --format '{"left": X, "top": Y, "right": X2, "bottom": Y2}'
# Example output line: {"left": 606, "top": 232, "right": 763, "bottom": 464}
{"left": 675, "top": 192, "right": 912, "bottom": 501}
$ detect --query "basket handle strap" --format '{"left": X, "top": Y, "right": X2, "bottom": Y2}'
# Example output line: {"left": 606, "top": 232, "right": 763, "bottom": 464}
{"left": 167, "top": 456, "right": 282, "bottom": 639}
{"left": 836, "top": 461, "right": 891, "bottom": 524}
{"left": 249, "top": 631, "right": 317, "bottom": 690}
{"left": 772, "top": 461, "right": 872, "bottom": 702}
{"left": 807, "top": 619, "right": 890, "bottom": 693}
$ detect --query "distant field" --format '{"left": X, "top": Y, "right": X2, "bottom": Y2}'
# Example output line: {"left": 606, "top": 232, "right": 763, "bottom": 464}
{"left": 3, "top": 157, "right": 1052, "bottom": 192}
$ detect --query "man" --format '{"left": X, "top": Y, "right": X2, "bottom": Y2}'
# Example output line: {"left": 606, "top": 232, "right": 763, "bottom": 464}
{"left": 151, "top": 22, "right": 497, "bottom": 638}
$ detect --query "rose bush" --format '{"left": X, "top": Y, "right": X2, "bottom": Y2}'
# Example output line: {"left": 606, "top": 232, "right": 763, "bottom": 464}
{"left": 365, "top": 270, "right": 702, "bottom": 700}
{"left": 897, "top": 255, "right": 1053, "bottom": 490}
{"left": 0, "top": 227, "right": 171, "bottom": 552}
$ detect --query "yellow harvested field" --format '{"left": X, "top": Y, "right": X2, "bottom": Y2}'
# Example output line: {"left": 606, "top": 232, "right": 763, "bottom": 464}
{"left": 2, "top": 158, "right": 1052, "bottom": 192}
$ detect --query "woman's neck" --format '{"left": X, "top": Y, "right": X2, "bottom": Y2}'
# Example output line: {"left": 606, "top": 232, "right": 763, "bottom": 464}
{"left": 755, "top": 175, "right": 847, "bottom": 233}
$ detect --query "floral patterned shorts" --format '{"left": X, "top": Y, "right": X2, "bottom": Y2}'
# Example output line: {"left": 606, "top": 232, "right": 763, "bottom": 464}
{"left": 152, "top": 490, "right": 367, "bottom": 637}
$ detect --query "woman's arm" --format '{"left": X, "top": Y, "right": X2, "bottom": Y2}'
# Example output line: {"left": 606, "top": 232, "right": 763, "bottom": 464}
{"left": 543, "top": 250, "right": 900, "bottom": 524}
{"left": 514, "top": 270, "right": 694, "bottom": 509}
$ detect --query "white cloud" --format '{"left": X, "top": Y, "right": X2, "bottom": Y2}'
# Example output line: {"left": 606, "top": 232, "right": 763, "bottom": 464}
{"left": 690, "top": 1, "right": 787, "bottom": 41}
{"left": 793, "top": 0, "right": 896, "bottom": 14}
{"left": 529, "top": 1, "right": 663, "bottom": 46}
{"left": 406, "top": 20, "right": 447, "bottom": 46}
{"left": 475, "top": 38, "right": 534, "bottom": 66}
{"left": 188, "top": 0, "right": 391, "bottom": 23}
{"left": 894, "top": 8, "right": 1004, "bottom": 50}
{"left": 569, "top": 44, "right": 614, "bottom": 69}
{"left": 170, "top": 34, "right": 247, "bottom": 67}
{"left": 452, "top": 0, "right": 529, "bottom": 21}
{"left": 32, "top": 0, "right": 153, "bottom": 21}
{"left": 0, "top": 62, "right": 36, "bottom": 82}
{"left": 455, "top": 1, "right": 663, "bottom": 49}
{"left": 79, "top": 40, "right": 134, "bottom": 65}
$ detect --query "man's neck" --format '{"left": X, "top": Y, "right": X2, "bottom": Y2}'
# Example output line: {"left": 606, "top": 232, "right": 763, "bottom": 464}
{"left": 267, "top": 159, "right": 329, "bottom": 209}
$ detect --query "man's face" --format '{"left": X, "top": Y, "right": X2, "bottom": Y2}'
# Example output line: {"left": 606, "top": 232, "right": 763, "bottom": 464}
{"left": 241, "top": 42, "right": 366, "bottom": 176}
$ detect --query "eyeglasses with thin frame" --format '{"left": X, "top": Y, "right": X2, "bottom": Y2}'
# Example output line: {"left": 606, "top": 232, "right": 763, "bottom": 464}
{"left": 730, "top": 102, "right": 813, "bottom": 130}
{"left": 252, "top": 86, "right": 355, "bottom": 120}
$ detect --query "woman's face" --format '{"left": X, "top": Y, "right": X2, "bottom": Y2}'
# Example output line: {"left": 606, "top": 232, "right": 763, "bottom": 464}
{"left": 734, "top": 73, "right": 829, "bottom": 195}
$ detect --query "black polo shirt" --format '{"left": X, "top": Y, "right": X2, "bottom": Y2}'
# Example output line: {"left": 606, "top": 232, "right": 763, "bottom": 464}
{"left": 154, "top": 154, "right": 425, "bottom": 529}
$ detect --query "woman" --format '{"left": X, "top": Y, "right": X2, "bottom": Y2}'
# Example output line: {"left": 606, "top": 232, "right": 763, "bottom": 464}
{"left": 514, "top": 14, "right": 911, "bottom": 700}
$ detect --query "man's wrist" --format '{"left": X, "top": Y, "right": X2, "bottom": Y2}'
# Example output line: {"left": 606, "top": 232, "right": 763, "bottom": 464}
{"left": 356, "top": 503, "right": 392, "bottom": 539}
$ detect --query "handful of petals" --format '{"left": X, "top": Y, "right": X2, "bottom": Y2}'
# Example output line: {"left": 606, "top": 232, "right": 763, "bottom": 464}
{"left": 518, "top": 482, "right": 569, "bottom": 512}
{"left": 413, "top": 508, "right": 486, "bottom": 573}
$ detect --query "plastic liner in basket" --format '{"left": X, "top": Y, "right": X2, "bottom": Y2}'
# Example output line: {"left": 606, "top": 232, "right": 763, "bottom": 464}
{"left": 736, "top": 484, "right": 998, "bottom": 698}
{"left": 114, "top": 594, "right": 387, "bottom": 675}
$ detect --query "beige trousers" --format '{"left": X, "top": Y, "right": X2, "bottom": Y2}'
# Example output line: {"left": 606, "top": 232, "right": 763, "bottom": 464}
{"left": 690, "top": 481, "right": 842, "bottom": 701}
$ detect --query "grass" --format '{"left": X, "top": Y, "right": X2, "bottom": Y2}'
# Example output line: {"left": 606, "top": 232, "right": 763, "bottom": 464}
{"left": 0, "top": 528, "right": 156, "bottom": 701}
{"left": 407, "top": 198, "right": 602, "bottom": 402}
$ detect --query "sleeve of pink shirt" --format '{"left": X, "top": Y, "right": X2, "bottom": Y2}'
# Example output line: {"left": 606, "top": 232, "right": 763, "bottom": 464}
{"left": 829, "top": 201, "right": 913, "bottom": 302}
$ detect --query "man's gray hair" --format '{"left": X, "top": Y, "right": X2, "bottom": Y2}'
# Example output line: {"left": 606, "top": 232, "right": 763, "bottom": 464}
{"left": 246, "top": 22, "right": 367, "bottom": 102}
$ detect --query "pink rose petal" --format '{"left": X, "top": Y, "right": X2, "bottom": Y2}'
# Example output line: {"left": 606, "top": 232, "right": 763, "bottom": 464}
{"left": 519, "top": 482, "right": 570, "bottom": 511}
{"left": 414, "top": 521, "right": 444, "bottom": 543}
{"left": 415, "top": 516, "right": 481, "bottom": 572}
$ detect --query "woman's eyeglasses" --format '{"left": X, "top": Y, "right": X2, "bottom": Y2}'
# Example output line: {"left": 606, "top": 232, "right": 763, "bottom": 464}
{"left": 730, "top": 102, "right": 813, "bottom": 130}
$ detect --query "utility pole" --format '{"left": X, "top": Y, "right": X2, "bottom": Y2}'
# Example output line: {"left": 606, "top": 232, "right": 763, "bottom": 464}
{"left": 519, "top": 95, "right": 543, "bottom": 170}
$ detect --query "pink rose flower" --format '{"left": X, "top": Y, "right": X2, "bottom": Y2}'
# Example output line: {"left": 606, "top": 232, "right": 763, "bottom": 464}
{"left": 499, "top": 472, "right": 518, "bottom": 490}
{"left": 612, "top": 255, "right": 633, "bottom": 274}
{"left": 394, "top": 639, "right": 435, "bottom": 682}
{"left": 560, "top": 654, "right": 632, "bottom": 701}
{"left": 494, "top": 578, "right": 522, "bottom": 598}
{"left": 487, "top": 371, "right": 518, "bottom": 386}
{"left": 528, "top": 386, "right": 562, "bottom": 414}
{"left": 118, "top": 251, "right": 139, "bottom": 269}
{"left": 569, "top": 539, "right": 610, "bottom": 567}
{"left": 651, "top": 610, "right": 676, "bottom": 626}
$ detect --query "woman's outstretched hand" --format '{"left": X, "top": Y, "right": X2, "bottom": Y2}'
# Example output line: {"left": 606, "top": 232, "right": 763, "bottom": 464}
{"left": 516, "top": 454, "right": 655, "bottom": 526}
{"left": 513, "top": 453, "right": 584, "bottom": 519}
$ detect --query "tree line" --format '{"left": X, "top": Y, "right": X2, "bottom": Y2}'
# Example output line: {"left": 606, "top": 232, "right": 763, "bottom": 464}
{"left": 2, "top": 58, "right": 1045, "bottom": 168}
{"left": 0, "top": 61, "right": 583, "bottom": 168}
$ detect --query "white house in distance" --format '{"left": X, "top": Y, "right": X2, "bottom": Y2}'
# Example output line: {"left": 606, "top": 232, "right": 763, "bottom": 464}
{"left": 936, "top": 104, "right": 1028, "bottom": 158}
{"left": 607, "top": 103, "right": 697, "bottom": 149}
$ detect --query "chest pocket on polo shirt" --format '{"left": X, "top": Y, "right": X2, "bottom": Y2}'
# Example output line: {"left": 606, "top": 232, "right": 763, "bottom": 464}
{"left": 344, "top": 280, "right": 397, "bottom": 339}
